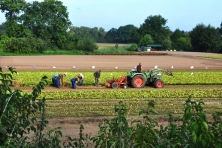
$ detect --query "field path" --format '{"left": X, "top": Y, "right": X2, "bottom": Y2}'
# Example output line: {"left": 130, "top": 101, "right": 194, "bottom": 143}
{"left": 1, "top": 51, "right": 222, "bottom": 71}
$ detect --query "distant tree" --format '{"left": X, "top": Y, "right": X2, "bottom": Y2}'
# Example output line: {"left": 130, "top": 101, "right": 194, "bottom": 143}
{"left": 76, "top": 37, "right": 98, "bottom": 52}
{"left": 21, "top": 0, "right": 71, "bottom": 49}
{"left": 177, "top": 35, "right": 192, "bottom": 51}
{"left": 127, "top": 43, "right": 138, "bottom": 51}
{"left": 117, "top": 25, "right": 136, "bottom": 43}
{"left": 69, "top": 26, "right": 106, "bottom": 43}
{"left": 161, "top": 36, "right": 172, "bottom": 49}
{"left": 219, "top": 22, "right": 222, "bottom": 39}
{"left": 0, "top": 0, "right": 26, "bottom": 37}
{"left": 171, "top": 29, "right": 183, "bottom": 48}
{"left": 138, "top": 15, "right": 170, "bottom": 43}
{"left": 0, "top": 22, "right": 6, "bottom": 35}
{"left": 190, "top": 24, "right": 221, "bottom": 53}
{"left": 130, "top": 27, "right": 141, "bottom": 43}
{"left": 105, "top": 28, "right": 118, "bottom": 43}
{"left": 139, "top": 34, "right": 153, "bottom": 46}
{"left": 97, "top": 27, "right": 106, "bottom": 42}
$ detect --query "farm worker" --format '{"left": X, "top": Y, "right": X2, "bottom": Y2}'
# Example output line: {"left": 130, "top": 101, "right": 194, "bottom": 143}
{"left": 70, "top": 78, "right": 77, "bottom": 89}
{"left": 52, "top": 73, "right": 67, "bottom": 87}
{"left": 77, "top": 73, "right": 84, "bottom": 86}
{"left": 94, "top": 70, "right": 101, "bottom": 86}
{"left": 137, "top": 63, "right": 142, "bottom": 73}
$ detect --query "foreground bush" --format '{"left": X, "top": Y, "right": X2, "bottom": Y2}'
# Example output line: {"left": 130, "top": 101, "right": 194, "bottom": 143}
{"left": 1, "top": 67, "right": 222, "bottom": 147}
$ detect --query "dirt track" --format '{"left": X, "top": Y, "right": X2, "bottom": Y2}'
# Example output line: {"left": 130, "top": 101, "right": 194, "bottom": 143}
{"left": 1, "top": 51, "right": 222, "bottom": 71}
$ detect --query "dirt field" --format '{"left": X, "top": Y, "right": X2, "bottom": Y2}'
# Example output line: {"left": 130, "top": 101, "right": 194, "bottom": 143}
{"left": 1, "top": 51, "right": 222, "bottom": 71}
{"left": 1, "top": 51, "right": 222, "bottom": 141}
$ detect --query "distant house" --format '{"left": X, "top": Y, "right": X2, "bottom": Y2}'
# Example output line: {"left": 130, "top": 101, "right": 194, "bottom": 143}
{"left": 147, "top": 44, "right": 162, "bottom": 51}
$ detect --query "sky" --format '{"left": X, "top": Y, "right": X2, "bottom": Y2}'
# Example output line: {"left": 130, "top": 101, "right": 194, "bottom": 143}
{"left": 0, "top": 0, "right": 222, "bottom": 32}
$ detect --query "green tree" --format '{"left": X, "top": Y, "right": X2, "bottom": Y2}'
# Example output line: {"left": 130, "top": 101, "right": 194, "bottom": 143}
{"left": 130, "top": 27, "right": 141, "bottom": 43}
{"left": 3, "top": 35, "right": 47, "bottom": 53}
{"left": 127, "top": 43, "right": 138, "bottom": 51}
{"left": 139, "top": 34, "right": 153, "bottom": 46}
{"left": 0, "top": 0, "right": 26, "bottom": 37}
{"left": 69, "top": 26, "right": 106, "bottom": 43}
{"left": 171, "top": 29, "right": 183, "bottom": 42}
{"left": 97, "top": 27, "right": 106, "bottom": 42}
{"left": 190, "top": 24, "right": 221, "bottom": 53}
{"left": 177, "top": 36, "right": 192, "bottom": 51}
{"left": 162, "top": 36, "right": 172, "bottom": 49}
{"left": 21, "top": 0, "right": 71, "bottom": 49}
{"left": 138, "top": 15, "right": 170, "bottom": 43}
{"left": 76, "top": 37, "right": 98, "bottom": 52}
{"left": 219, "top": 22, "right": 222, "bottom": 38}
{"left": 105, "top": 28, "right": 118, "bottom": 43}
{"left": 117, "top": 24, "right": 136, "bottom": 43}
{"left": 0, "top": 22, "right": 6, "bottom": 35}
{"left": 171, "top": 29, "right": 184, "bottom": 49}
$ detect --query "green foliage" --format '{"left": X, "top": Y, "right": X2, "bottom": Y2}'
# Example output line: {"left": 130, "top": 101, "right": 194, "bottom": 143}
{"left": 0, "top": 22, "right": 6, "bottom": 35}
{"left": 1, "top": 68, "right": 222, "bottom": 147}
{"left": 126, "top": 43, "right": 137, "bottom": 51}
{"left": 138, "top": 15, "right": 171, "bottom": 43}
{"left": 91, "top": 101, "right": 130, "bottom": 147}
{"left": 91, "top": 97, "right": 222, "bottom": 148}
{"left": 190, "top": 24, "right": 221, "bottom": 53}
{"left": 105, "top": 28, "right": 118, "bottom": 43}
{"left": 117, "top": 25, "right": 136, "bottom": 43}
{"left": 177, "top": 36, "right": 192, "bottom": 51}
{"left": 3, "top": 36, "right": 47, "bottom": 53}
{"left": 21, "top": 0, "right": 71, "bottom": 49}
{"left": 130, "top": 27, "right": 141, "bottom": 43}
{"left": 12, "top": 71, "right": 222, "bottom": 87}
{"left": 76, "top": 37, "right": 98, "bottom": 52}
{"left": 171, "top": 29, "right": 184, "bottom": 44}
{"left": 139, "top": 34, "right": 153, "bottom": 46}
{"left": 0, "top": 0, "right": 26, "bottom": 37}
{"left": 162, "top": 36, "right": 172, "bottom": 49}
{"left": 69, "top": 26, "right": 106, "bottom": 43}
{"left": 0, "top": 67, "right": 76, "bottom": 147}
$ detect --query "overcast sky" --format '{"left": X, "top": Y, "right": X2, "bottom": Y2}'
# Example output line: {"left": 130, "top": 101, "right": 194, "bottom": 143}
{"left": 0, "top": 0, "right": 221, "bottom": 32}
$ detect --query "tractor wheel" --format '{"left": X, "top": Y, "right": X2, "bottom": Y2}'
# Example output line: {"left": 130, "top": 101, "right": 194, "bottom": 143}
{"left": 154, "top": 79, "right": 164, "bottom": 88}
{"left": 131, "top": 75, "right": 145, "bottom": 88}
{"left": 112, "top": 82, "right": 118, "bottom": 89}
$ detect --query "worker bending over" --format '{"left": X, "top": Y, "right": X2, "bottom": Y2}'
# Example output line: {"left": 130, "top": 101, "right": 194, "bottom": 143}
{"left": 52, "top": 73, "right": 67, "bottom": 87}
{"left": 77, "top": 73, "right": 84, "bottom": 86}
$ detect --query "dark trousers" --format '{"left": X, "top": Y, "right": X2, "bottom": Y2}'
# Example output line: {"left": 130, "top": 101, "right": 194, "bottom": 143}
{"left": 95, "top": 78, "right": 99, "bottom": 86}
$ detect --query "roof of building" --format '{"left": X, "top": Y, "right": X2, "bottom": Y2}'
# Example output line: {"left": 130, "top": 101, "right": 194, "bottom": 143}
{"left": 147, "top": 44, "right": 162, "bottom": 47}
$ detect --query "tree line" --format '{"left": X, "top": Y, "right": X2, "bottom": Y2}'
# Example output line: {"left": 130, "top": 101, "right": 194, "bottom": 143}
{"left": 0, "top": 0, "right": 222, "bottom": 53}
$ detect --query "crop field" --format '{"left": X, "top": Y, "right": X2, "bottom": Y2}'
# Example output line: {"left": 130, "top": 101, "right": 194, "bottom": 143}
{"left": 1, "top": 51, "right": 222, "bottom": 138}
{"left": 12, "top": 71, "right": 222, "bottom": 86}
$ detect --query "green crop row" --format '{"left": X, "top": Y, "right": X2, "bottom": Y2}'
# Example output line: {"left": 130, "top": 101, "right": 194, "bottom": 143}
{"left": 11, "top": 71, "right": 222, "bottom": 86}
{"left": 21, "top": 88, "right": 220, "bottom": 117}
{"left": 37, "top": 89, "right": 222, "bottom": 100}
{"left": 44, "top": 97, "right": 222, "bottom": 117}
{"left": 198, "top": 55, "right": 222, "bottom": 59}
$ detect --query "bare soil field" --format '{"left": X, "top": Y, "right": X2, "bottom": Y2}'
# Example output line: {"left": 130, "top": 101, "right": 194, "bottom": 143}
{"left": 1, "top": 51, "right": 222, "bottom": 71}
{"left": 1, "top": 51, "right": 222, "bottom": 141}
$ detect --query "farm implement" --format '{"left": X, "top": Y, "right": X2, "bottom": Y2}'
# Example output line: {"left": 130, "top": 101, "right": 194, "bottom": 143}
{"left": 105, "top": 75, "right": 128, "bottom": 89}
{"left": 105, "top": 68, "right": 173, "bottom": 89}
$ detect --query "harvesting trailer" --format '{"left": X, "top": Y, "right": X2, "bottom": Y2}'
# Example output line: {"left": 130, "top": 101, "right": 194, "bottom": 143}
{"left": 126, "top": 68, "right": 173, "bottom": 88}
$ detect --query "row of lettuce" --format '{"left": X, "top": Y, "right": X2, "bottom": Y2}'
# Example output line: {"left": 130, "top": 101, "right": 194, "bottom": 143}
{"left": 37, "top": 89, "right": 222, "bottom": 100}
{"left": 12, "top": 71, "right": 222, "bottom": 86}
